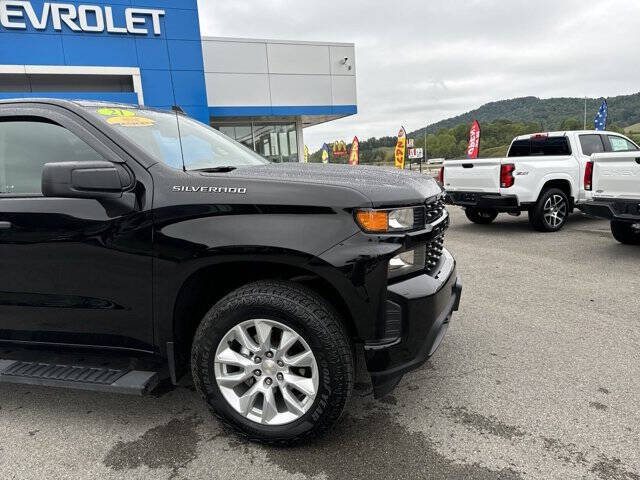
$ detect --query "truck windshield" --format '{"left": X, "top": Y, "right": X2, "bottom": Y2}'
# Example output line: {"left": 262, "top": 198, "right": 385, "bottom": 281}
{"left": 508, "top": 136, "right": 571, "bottom": 157}
{"left": 90, "top": 107, "right": 269, "bottom": 170}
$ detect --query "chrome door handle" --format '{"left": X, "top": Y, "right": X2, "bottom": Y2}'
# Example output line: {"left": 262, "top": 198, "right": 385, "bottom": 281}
{"left": 0, "top": 221, "right": 12, "bottom": 229}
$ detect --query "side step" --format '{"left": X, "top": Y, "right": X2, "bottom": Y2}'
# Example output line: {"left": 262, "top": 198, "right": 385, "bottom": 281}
{"left": 0, "top": 359, "right": 158, "bottom": 396}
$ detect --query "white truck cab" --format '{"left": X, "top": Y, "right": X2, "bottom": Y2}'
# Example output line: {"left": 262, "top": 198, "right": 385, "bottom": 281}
{"left": 582, "top": 151, "right": 640, "bottom": 244}
{"left": 443, "top": 131, "right": 639, "bottom": 231}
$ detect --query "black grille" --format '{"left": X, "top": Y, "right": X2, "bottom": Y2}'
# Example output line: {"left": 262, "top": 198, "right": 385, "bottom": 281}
{"left": 413, "top": 206, "right": 425, "bottom": 228}
{"left": 425, "top": 198, "right": 446, "bottom": 224}
{"left": 383, "top": 300, "right": 402, "bottom": 341}
{"left": 425, "top": 233, "right": 445, "bottom": 271}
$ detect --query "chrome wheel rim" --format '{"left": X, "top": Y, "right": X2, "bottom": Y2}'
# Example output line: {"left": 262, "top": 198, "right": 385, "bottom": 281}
{"left": 543, "top": 194, "right": 567, "bottom": 228}
{"left": 214, "top": 319, "right": 319, "bottom": 426}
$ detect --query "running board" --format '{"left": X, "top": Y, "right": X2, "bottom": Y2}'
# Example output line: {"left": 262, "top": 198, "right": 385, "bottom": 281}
{"left": 0, "top": 359, "right": 158, "bottom": 396}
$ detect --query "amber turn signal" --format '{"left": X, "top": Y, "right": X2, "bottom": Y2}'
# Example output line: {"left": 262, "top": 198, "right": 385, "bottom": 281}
{"left": 355, "top": 210, "right": 389, "bottom": 232}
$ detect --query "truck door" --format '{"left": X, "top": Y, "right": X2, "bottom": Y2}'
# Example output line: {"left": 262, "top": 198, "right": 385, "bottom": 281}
{"left": 0, "top": 106, "right": 154, "bottom": 351}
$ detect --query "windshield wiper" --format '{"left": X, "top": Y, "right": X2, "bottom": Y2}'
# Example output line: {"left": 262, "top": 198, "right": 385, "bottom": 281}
{"left": 190, "top": 166, "right": 237, "bottom": 173}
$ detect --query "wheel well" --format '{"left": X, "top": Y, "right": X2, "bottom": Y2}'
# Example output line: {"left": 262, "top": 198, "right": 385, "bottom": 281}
{"left": 172, "top": 262, "right": 356, "bottom": 370}
{"left": 540, "top": 179, "right": 574, "bottom": 209}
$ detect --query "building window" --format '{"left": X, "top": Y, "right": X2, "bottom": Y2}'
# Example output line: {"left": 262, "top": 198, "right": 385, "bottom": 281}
{"left": 217, "top": 125, "right": 254, "bottom": 150}
{"left": 212, "top": 121, "right": 298, "bottom": 163}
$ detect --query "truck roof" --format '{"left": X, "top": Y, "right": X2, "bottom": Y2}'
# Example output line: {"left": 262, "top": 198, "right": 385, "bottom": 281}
{"left": 0, "top": 97, "right": 110, "bottom": 107}
{"left": 514, "top": 130, "right": 623, "bottom": 141}
{"left": 0, "top": 97, "right": 161, "bottom": 114}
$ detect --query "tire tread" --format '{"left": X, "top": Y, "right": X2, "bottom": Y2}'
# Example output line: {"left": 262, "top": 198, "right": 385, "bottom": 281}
{"left": 611, "top": 220, "right": 640, "bottom": 245}
{"left": 465, "top": 207, "right": 498, "bottom": 224}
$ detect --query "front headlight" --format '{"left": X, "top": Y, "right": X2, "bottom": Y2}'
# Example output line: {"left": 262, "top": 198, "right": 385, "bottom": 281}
{"left": 388, "top": 245, "right": 427, "bottom": 279}
{"left": 355, "top": 207, "right": 415, "bottom": 233}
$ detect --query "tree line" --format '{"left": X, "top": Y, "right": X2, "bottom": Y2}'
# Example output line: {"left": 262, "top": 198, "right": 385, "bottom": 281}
{"left": 408, "top": 93, "right": 640, "bottom": 137}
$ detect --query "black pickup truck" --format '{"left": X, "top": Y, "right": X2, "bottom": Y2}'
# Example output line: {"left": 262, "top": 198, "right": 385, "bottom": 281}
{"left": 0, "top": 99, "right": 461, "bottom": 443}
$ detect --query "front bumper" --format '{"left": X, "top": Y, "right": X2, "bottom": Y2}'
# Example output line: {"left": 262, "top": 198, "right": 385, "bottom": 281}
{"left": 446, "top": 191, "right": 519, "bottom": 211}
{"left": 583, "top": 198, "right": 640, "bottom": 222}
{"left": 364, "top": 249, "right": 462, "bottom": 398}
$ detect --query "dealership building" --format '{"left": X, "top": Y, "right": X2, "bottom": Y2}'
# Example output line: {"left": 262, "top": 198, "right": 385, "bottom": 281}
{"left": 0, "top": 0, "right": 358, "bottom": 162}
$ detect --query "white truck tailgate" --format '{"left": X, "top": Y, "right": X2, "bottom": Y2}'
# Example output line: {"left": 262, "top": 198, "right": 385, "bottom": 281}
{"left": 443, "top": 158, "right": 501, "bottom": 193}
{"left": 592, "top": 152, "right": 640, "bottom": 199}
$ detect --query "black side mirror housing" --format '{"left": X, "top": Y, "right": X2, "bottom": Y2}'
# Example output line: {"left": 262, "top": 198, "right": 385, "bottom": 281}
{"left": 42, "top": 161, "right": 133, "bottom": 199}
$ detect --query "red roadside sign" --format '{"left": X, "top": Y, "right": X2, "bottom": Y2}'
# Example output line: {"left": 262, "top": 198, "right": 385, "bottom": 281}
{"left": 467, "top": 120, "right": 481, "bottom": 159}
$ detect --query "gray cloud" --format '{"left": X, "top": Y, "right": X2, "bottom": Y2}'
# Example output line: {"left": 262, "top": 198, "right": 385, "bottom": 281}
{"left": 198, "top": 0, "right": 640, "bottom": 150}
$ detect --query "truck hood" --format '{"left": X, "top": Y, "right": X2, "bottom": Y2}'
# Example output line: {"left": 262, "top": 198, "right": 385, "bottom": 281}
{"left": 221, "top": 163, "right": 442, "bottom": 207}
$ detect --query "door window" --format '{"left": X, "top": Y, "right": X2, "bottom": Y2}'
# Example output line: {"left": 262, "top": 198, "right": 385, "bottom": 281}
{"left": 606, "top": 135, "right": 639, "bottom": 152}
{"left": 579, "top": 135, "right": 605, "bottom": 156}
{"left": 0, "top": 119, "right": 105, "bottom": 195}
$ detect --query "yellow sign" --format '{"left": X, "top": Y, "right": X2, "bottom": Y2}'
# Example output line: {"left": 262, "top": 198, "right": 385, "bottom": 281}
{"left": 348, "top": 136, "right": 359, "bottom": 165}
{"left": 394, "top": 127, "right": 407, "bottom": 169}
{"left": 304, "top": 145, "right": 309, "bottom": 163}
{"left": 97, "top": 108, "right": 136, "bottom": 117}
{"left": 332, "top": 140, "right": 348, "bottom": 157}
{"left": 107, "top": 116, "right": 155, "bottom": 127}
{"left": 97, "top": 108, "right": 154, "bottom": 127}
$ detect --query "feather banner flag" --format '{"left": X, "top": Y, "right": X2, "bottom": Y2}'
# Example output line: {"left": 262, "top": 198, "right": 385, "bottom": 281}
{"left": 303, "top": 145, "right": 309, "bottom": 163}
{"left": 594, "top": 100, "right": 608, "bottom": 131}
{"left": 321, "top": 143, "right": 330, "bottom": 164}
{"left": 467, "top": 120, "right": 481, "bottom": 159}
{"left": 348, "top": 136, "right": 359, "bottom": 165}
{"left": 394, "top": 127, "right": 407, "bottom": 169}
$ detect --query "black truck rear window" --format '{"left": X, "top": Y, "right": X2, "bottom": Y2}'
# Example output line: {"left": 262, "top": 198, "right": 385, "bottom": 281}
{"left": 508, "top": 137, "right": 571, "bottom": 157}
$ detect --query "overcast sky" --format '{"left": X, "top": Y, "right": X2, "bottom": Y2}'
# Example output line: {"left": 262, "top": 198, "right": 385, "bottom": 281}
{"left": 198, "top": 0, "right": 640, "bottom": 151}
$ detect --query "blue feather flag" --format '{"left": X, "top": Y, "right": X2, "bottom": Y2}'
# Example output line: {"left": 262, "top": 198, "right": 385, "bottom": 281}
{"left": 594, "top": 100, "right": 608, "bottom": 131}
{"left": 321, "top": 143, "right": 330, "bottom": 163}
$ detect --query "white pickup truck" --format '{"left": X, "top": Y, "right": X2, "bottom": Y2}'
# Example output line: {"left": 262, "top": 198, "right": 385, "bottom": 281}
{"left": 582, "top": 151, "right": 640, "bottom": 244}
{"left": 442, "top": 130, "right": 640, "bottom": 231}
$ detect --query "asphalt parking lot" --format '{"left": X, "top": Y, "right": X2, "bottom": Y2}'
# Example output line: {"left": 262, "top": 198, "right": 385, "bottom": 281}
{"left": 0, "top": 206, "right": 638, "bottom": 480}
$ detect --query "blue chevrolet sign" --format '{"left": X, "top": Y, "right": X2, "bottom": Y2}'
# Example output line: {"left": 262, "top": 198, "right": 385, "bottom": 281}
{"left": 0, "top": 2, "right": 165, "bottom": 35}
{"left": 0, "top": 0, "right": 209, "bottom": 122}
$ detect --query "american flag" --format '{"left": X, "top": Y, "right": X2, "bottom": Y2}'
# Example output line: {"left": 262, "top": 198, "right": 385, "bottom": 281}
{"left": 594, "top": 100, "right": 608, "bottom": 131}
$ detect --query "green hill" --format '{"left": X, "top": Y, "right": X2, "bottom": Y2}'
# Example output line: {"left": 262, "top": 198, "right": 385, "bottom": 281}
{"left": 408, "top": 92, "right": 640, "bottom": 138}
{"left": 625, "top": 123, "right": 640, "bottom": 134}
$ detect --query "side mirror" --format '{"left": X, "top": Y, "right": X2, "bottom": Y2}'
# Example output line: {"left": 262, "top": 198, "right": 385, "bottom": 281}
{"left": 42, "top": 161, "right": 133, "bottom": 199}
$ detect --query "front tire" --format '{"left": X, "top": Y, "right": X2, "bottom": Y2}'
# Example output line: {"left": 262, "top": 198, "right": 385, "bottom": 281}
{"left": 610, "top": 220, "right": 640, "bottom": 245}
{"left": 191, "top": 280, "right": 354, "bottom": 444}
{"left": 529, "top": 188, "right": 569, "bottom": 232}
{"left": 465, "top": 207, "right": 498, "bottom": 224}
